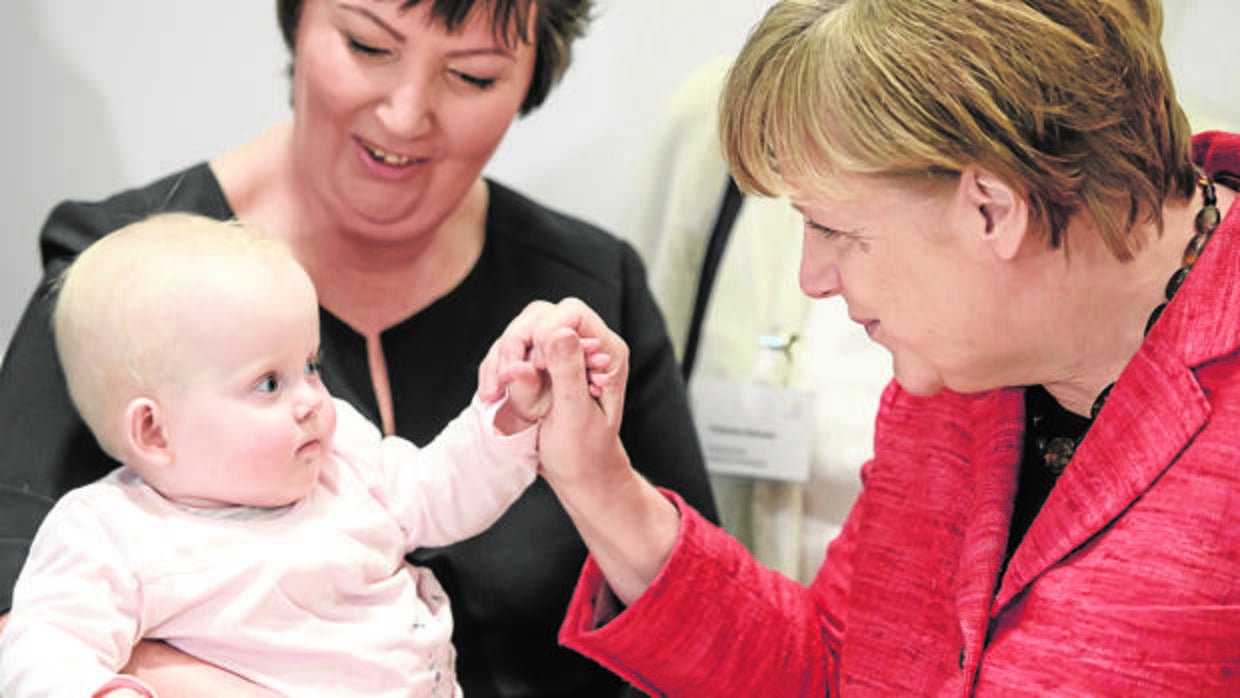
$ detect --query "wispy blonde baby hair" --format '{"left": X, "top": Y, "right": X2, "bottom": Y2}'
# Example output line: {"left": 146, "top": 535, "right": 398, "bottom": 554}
{"left": 720, "top": 0, "right": 1197, "bottom": 259}
{"left": 52, "top": 213, "right": 294, "bottom": 459}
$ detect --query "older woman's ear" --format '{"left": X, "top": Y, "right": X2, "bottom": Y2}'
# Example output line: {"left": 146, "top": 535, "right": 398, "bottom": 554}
{"left": 961, "top": 165, "right": 1029, "bottom": 261}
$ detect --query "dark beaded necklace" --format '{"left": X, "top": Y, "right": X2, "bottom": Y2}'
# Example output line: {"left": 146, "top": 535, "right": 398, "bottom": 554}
{"left": 1033, "top": 168, "right": 1220, "bottom": 475}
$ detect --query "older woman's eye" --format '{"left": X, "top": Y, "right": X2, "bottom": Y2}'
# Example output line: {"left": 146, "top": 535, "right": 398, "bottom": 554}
{"left": 805, "top": 219, "right": 842, "bottom": 240}
{"left": 256, "top": 374, "right": 280, "bottom": 394}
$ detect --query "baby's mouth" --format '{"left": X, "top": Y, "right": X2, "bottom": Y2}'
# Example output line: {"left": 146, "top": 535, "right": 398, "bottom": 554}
{"left": 296, "top": 438, "right": 321, "bottom": 456}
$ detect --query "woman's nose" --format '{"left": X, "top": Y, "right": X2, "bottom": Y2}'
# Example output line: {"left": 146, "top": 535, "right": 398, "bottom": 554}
{"left": 376, "top": 78, "right": 434, "bottom": 139}
{"left": 799, "top": 233, "right": 842, "bottom": 299}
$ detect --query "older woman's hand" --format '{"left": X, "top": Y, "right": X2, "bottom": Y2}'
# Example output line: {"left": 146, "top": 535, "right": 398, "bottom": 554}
{"left": 479, "top": 299, "right": 615, "bottom": 436}
{"left": 481, "top": 299, "right": 680, "bottom": 605}
{"left": 482, "top": 298, "right": 628, "bottom": 473}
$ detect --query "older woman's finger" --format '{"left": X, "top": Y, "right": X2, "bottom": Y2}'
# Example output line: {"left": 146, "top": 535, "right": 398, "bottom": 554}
{"left": 531, "top": 298, "right": 629, "bottom": 408}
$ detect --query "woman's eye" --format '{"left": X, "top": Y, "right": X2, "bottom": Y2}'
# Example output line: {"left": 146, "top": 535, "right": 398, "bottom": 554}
{"left": 256, "top": 375, "right": 280, "bottom": 394}
{"left": 805, "top": 219, "right": 842, "bottom": 240}
{"left": 453, "top": 71, "right": 496, "bottom": 89}
{"left": 347, "top": 36, "right": 389, "bottom": 57}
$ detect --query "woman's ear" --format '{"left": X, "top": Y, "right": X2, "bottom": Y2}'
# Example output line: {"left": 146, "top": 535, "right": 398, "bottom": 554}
{"left": 124, "top": 397, "right": 172, "bottom": 470}
{"left": 961, "top": 165, "right": 1029, "bottom": 261}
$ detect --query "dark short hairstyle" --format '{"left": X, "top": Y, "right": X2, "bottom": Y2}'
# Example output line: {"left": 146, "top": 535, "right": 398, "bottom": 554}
{"left": 277, "top": 0, "right": 593, "bottom": 114}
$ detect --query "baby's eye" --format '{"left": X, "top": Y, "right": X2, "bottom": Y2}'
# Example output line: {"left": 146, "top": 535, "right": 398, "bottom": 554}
{"left": 255, "top": 374, "right": 280, "bottom": 394}
{"left": 306, "top": 358, "right": 323, "bottom": 376}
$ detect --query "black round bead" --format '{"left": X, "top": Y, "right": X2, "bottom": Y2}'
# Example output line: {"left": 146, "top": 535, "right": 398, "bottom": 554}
{"left": 1183, "top": 231, "right": 1209, "bottom": 266}
{"left": 1195, "top": 205, "right": 1221, "bottom": 235}
{"left": 1043, "top": 437, "right": 1077, "bottom": 475}
{"left": 1165, "top": 266, "right": 1191, "bottom": 299}
{"left": 1145, "top": 303, "right": 1166, "bottom": 336}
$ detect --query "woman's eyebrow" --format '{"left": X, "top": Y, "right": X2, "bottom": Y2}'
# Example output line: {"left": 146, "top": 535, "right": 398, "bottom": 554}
{"left": 340, "top": 3, "right": 406, "bottom": 43}
{"left": 444, "top": 44, "right": 517, "bottom": 59}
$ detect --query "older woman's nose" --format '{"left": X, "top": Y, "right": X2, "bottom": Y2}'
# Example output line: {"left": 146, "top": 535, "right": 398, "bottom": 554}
{"left": 799, "top": 232, "right": 842, "bottom": 299}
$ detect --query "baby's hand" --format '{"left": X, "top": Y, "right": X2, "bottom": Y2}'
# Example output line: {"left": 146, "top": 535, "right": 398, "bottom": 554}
{"left": 491, "top": 335, "right": 610, "bottom": 435}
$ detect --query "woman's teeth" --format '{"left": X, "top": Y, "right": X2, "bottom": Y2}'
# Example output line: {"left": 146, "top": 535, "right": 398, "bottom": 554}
{"left": 367, "top": 144, "right": 411, "bottom": 166}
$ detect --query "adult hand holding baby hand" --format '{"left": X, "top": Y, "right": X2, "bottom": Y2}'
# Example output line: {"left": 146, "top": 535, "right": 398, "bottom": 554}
{"left": 481, "top": 299, "right": 679, "bottom": 605}
{"left": 481, "top": 298, "right": 620, "bottom": 436}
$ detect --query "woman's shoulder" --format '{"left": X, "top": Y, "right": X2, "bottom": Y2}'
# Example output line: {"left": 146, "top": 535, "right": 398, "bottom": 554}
{"left": 1193, "top": 130, "right": 1240, "bottom": 178}
{"left": 39, "top": 163, "right": 233, "bottom": 266}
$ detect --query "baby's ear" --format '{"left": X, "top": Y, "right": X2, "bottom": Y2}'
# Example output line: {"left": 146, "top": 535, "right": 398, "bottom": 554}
{"left": 123, "top": 397, "right": 172, "bottom": 469}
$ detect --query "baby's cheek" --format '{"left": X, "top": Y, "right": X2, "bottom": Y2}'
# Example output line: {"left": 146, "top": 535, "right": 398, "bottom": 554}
{"left": 321, "top": 399, "right": 339, "bottom": 440}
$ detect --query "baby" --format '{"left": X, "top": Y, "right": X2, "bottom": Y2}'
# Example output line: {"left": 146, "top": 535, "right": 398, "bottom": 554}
{"left": 0, "top": 213, "right": 604, "bottom": 697}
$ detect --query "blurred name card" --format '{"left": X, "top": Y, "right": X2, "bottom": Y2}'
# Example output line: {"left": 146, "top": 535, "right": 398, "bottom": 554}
{"left": 690, "top": 379, "right": 813, "bottom": 483}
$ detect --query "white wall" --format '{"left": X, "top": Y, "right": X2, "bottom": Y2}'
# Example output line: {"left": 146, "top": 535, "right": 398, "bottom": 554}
{"left": 1, "top": 0, "right": 1237, "bottom": 348}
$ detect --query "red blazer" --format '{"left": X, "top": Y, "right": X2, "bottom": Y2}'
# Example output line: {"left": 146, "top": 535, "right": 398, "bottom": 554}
{"left": 560, "top": 132, "right": 1240, "bottom": 696}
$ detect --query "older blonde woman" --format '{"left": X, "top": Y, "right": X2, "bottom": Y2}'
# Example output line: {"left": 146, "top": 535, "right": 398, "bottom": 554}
{"left": 482, "top": 0, "right": 1240, "bottom": 694}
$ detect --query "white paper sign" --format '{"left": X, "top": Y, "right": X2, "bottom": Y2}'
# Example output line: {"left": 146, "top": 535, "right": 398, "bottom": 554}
{"left": 689, "top": 379, "right": 815, "bottom": 482}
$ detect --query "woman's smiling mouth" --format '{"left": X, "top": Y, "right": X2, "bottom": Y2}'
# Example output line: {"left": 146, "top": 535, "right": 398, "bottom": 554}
{"left": 362, "top": 141, "right": 413, "bottom": 167}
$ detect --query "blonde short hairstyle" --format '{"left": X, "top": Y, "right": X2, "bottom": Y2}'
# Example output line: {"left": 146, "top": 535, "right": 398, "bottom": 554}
{"left": 53, "top": 213, "right": 294, "bottom": 459}
{"left": 720, "top": 0, "right": 1197, "bottom": 259}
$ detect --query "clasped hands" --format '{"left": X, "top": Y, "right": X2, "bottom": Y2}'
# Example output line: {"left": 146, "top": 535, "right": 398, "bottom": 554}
{"left": 478, "top": 298, "right": 630, "bottom": 487}
{"left": 480, "top": 298, "right": 681, "bottom": 605}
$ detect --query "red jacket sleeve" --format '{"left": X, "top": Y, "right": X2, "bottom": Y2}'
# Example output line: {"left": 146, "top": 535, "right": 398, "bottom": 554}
{"left": 559, "top": 488, "right": 858, "bottom": 696}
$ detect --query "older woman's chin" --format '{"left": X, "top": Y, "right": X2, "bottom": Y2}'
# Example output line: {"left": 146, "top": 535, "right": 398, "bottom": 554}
{"left": 892, "top": 377, "right": 946, "bottom": 397}
{"left": 891, "top": 348, "right": 1013, "bottom": 397}
{"left": 889, "top": 356, "right": 949, "bottom": 398}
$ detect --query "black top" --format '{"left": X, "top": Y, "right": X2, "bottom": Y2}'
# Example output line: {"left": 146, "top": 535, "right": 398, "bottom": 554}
{"left": 1007, "top": 385, "right": 1089, "bottom": 563}
{"left": 0, "top": 164, "right": 718, "bottom": 698}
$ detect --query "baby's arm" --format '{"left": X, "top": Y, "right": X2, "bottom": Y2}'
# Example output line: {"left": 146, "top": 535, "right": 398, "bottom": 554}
{"left": 360, "top": 314, "right": 617, "bottom": 548}
{"left": 336, "top": 397, "right": 539, "bottom": 549}
{"left": 349, "top": 336, "right": 610, "bottom": 548}
{"left": 0, "top": 494, "right": 149, "bottom": 697}
{"left": 491, "top": 335, "right": 611, "bottom": 435}
{"left": 0, "top": 492, "right": 281, "bottom": 698}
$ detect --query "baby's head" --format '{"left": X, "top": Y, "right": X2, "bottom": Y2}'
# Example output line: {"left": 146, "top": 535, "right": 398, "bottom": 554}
{"left": 54, "top": 213, "right": 336, "bottom": 508}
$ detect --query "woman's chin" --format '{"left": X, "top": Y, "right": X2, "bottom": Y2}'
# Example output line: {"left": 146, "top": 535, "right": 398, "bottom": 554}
{"left": 893, "top": 379, "right": 946, "bottom": 397}
{"left": 891, "top": 357, "right": 947, "bottom": 397}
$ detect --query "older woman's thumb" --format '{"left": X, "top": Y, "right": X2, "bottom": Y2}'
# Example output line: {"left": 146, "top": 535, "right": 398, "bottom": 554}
{"left": 543, "top": 328, "right": 590, "bottom": 405}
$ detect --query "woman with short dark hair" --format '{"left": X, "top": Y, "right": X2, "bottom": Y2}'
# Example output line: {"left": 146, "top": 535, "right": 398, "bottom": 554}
{"left": 0, "top": 2, "right": 716, "bottom": 696}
